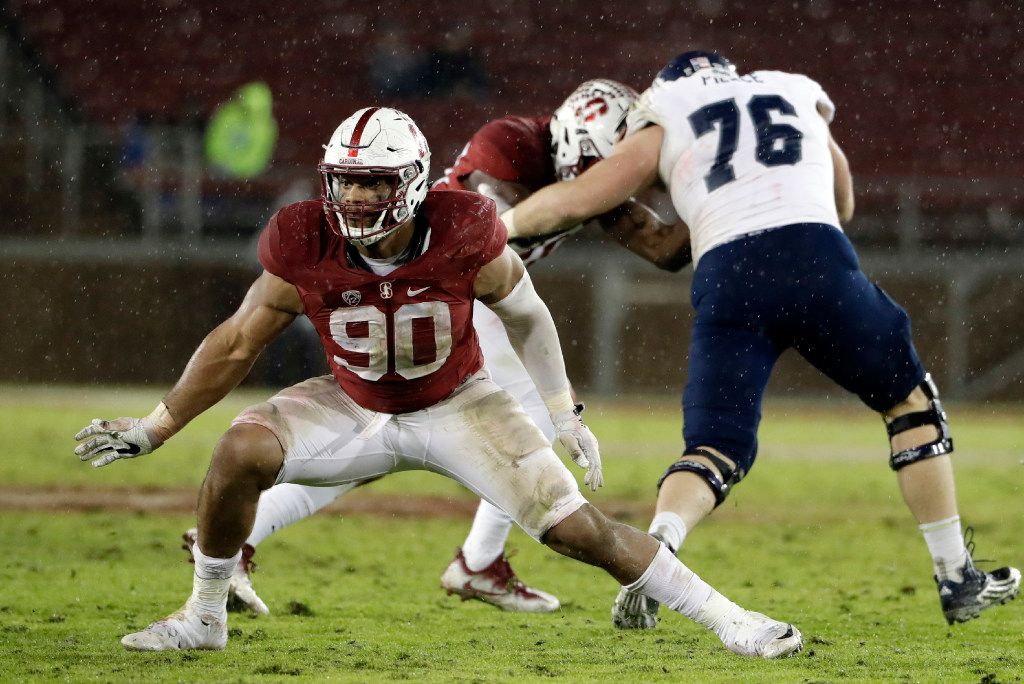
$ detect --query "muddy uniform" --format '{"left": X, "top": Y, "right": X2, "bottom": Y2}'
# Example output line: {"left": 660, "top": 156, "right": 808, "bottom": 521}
{"left": 235, "top": 190, "right": 587, "bottom": 539}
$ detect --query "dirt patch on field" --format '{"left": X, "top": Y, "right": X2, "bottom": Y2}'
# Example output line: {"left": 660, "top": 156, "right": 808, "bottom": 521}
{"left": 0, "top": 486, "right": 654, "bottom": 521}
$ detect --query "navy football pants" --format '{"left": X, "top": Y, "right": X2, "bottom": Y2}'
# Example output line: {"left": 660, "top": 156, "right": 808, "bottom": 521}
{"left": 683, "top": 223, "right": 925, "bottom": 476}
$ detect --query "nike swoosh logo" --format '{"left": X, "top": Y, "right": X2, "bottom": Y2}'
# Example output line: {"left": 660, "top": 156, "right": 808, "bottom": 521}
{"left": 407, "top": 286, "right": 430, "bottom": 296}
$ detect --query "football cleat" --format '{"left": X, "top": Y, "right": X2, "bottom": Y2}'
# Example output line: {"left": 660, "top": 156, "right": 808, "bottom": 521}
{"left": 937, "top": 557, "right": 1020, "bottom": 625}
{"left": 611, "top": 583, "right": 660, "bottom": 629}
{"left": 440, "top": 548, "right": 560, "bottom": 613}
{"left": 182, "top": 529, "right": 270, "bottom": 616}
{"left": 611, "top": 532, "right": 666, "bottom": 630}
{"left": 715, "top": 610, "right": 803, "bottom": 659}
{"left": 121, "top": 602, "right": 227, "bottom": 651}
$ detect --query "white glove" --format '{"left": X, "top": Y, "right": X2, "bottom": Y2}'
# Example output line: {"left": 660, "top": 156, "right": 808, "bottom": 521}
{"left": 552, "top": 403, "right": 603, "bottom": 491}
{"left": 74, "top": 417, "right": 160, "bottom": 468}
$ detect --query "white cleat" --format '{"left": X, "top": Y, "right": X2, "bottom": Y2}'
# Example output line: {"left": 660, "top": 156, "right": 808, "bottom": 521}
{"left": 717, "top": 610, "right": 803, "bottom": 659}
{"left": 121, "top": 603, "right": 227, "bottom": 652}
{"left": 440, "top": 547, "right": 560, "bottom": 613}
{"left": 611, "top": 584, "right": 659, "bottom": 629}
{"left": 183, "top": 529, "right": 269, "bottom": 616}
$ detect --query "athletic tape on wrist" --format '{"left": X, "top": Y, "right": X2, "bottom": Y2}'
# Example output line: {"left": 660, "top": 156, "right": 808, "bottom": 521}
{"left": 145, "top": 402, "right": 179, "bottom": 443}
{"left": 500, "top": 208, "right": 518, "bottom": 239}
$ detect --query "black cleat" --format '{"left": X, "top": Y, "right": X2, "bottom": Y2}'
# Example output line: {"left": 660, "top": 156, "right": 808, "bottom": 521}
{"left": 936, "top": 530, "right": 1020, "bottom": 625}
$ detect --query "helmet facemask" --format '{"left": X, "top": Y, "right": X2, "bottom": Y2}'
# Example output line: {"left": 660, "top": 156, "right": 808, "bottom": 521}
{"left": 319, "top": 161, "right": 422, "bottom": 246}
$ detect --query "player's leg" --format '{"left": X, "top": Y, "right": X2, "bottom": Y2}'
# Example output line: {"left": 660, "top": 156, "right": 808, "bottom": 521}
{"left": 884, "top": 380, "right": 1019, "bottom": 622}
{"left": 183, "top": 481, "right": 358, "bottom": 615}
{"left": 614, "top": 309, "right": 781, "bottom": 629}
{"left": 438, "top": 302, "right": 560, "bottom": 612}
{"left": 421, "top": 375, "right": 801, "bottom": 658}
{"left": 791, "top": 229, "right": 1020, "bottom": 623}
{"left": 122, "top": 421, "right": 285, "bottom": 652}
{"left": 123, "top": 376, "right": 398, "bottom": 651}
{"left": 544, "top": 505, "right": 802, "bottom": 658}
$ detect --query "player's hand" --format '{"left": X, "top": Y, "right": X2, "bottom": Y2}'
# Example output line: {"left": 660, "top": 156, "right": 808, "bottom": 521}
{"left": 74, "top": 417, "right": 161, "bottom": 467}
{"left": 553, "top": 403, "right": 603, "bottom": 491}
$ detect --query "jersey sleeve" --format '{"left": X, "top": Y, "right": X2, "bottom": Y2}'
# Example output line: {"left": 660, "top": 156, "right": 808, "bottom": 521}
{"left": 257, "top": 209, "right": 290, "bottom": 279}
{"left": 802, "top": 75, "right": 836, "bottom": 122}
{"left": 626, "top": 85, "right": 665, "bottom": 136}
{"left": 463, "top": 118, "right": 550, "bottom": 185}
{"left": 257, "top": 201, "right": 324, "bottom": 281}
{"left": 445, "top": 191, "right": 507, "bottom": 272}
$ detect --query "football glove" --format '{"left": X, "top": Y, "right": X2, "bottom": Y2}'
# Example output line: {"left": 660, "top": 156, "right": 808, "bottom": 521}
{"left": 74, "top": 417, "right": 161, "bottom": 468}
{"left": 552, "top": 403, "right": 603, "bottom": 491}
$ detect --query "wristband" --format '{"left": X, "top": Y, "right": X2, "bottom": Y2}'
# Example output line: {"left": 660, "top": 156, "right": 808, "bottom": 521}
{"left": 145, "top": 402, "right": 179, "bottom": 444}
{"left": 542, "top": 389, "right": 576, "bottom": 418}
{"left": 500, "top": 208, "right": 519, "bottom": 239}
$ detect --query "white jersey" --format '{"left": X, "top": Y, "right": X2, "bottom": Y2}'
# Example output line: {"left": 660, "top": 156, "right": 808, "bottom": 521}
{"left": 628, "top": 70, "right": 840, "bottom": 265}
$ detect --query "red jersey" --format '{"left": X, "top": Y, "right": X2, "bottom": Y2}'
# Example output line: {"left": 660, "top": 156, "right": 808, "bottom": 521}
{"left": 258, "top": 191, "right": 507, "bottom": 413}
{"left": 433, "top": 115, "right": 577, "bottom": 266}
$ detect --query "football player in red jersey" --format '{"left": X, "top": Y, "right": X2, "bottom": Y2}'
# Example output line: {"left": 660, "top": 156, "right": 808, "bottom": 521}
{"left": 198, "top": 79, "right": 692, "bottom": 617}
{"left": 75, "top": 106, "right": 802, "bottom": 658}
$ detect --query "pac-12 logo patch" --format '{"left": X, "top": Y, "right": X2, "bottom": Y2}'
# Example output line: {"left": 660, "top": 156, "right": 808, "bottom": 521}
{"left": 379, "top": 282, "right": 393, "bottom": 299}
{"left": 342, "top": 290, "right": 361, "bottom": 306}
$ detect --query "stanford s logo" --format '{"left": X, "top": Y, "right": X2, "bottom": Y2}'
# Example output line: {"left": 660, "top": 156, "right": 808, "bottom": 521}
{"left": 341, "top": 290, "right": 361, "bottom": 306}
{"left": 379, "top": 282, "right": 393, "bottom": 299}
{"left": 577, "top": 97, "right": 609, "bottom": 122}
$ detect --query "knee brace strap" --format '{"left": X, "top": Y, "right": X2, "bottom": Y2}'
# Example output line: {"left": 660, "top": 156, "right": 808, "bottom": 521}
{"left": 887, "top": 373, "right": 954, "bottom": 471}
{"left": 656, "top": 448, "right": 743, "bottom": 507}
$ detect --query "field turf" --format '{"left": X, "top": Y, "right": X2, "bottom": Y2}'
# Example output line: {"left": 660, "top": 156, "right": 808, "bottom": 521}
{"left": 1, "top": 385, "right": 1021, "bottom": 682}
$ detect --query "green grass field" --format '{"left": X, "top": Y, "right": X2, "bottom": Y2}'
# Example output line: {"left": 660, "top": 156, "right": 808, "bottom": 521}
{"left": 1, "top": 385, "right": 1022, "bottom": 682}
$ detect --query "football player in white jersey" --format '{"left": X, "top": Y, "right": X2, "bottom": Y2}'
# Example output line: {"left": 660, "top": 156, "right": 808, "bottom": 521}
{"left": 503, "top": 51, "right": 1020, "bottom": 630}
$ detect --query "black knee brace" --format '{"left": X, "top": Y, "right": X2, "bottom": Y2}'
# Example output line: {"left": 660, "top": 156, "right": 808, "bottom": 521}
{"left": 656, "top": 447, "right": 744, "bottom": 507}
{"left": 887, "top": 373, "right": 954, "bottom": 471}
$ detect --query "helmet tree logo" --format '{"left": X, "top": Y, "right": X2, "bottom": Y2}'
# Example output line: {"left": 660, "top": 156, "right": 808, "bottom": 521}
{"left": 379, "top": 282, "right": 393, "bottom": 299}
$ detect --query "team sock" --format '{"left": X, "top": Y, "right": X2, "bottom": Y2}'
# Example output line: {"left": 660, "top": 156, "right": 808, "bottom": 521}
{"left": 648, "top": 511, "right": 687, "bottom": 554}
{"left": 190, "top": 544, "right": 242, "bottom": 616}
{"left": 624, "top": 544, "right": 744, "bottom": 641}
{"left": 461, "top": 500, "right": 515, "bottom": 571}
{"left": 920, "top": 515, "right": 968, "bottom": 582}
{"left": 246, "top": 483, "right": 356, "bottom": 547}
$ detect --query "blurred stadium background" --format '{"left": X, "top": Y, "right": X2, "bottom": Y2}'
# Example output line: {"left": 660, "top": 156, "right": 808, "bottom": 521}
{"left": 1, "top": 0, "right": 1023, "bottom": 401}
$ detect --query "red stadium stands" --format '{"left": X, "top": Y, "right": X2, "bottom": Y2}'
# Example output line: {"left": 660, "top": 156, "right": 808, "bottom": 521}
{"left": 8, "top": 0, "right": 1023, "bottom": 189}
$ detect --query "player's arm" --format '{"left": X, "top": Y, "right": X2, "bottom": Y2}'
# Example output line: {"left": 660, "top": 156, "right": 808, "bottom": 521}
{"left": 828, "top": 133, "right": 854, "bottom": 223}
{"left": 501, "top": 126, "right": 664, "bottom": 239}
{"left": 592, "top": 200, "right": 692, "bottom": 272}
{"left": 74, "top": 272, "right": 303, "bottom": 467}
{"left": 474, "top": 246, "right": 603, "bottom": 490}
{"left": 462, "top": 170, "right": 531, "bottom": 213}
{"left": 818, "top": 103, "right": 854, "bottom": 224}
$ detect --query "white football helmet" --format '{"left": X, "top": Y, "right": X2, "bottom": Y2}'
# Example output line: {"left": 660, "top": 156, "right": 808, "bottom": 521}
{"left": 319, "top": 107, "right": 431, "bottom": 246}
{"left": 550, "top": 79, "right": 639, "bottom": 180}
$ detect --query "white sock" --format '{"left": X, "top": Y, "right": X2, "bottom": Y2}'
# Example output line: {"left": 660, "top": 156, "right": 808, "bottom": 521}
{"left": 648, "top": 512, "right": 687, "bottom": 553}
{"left": 919, "top": 515, "right": 968, "bottom": 582}
{"left": 461, "top": 500, "right": 514, "bottom": 571}
{"left": 190, "top": 544, "right": 242, "bottom": 616}
{"left": 246, "top": 483, "right": 356, "bottom": 547}
{"left": 624, "top": 544, "right": 743, "bottom": 639}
